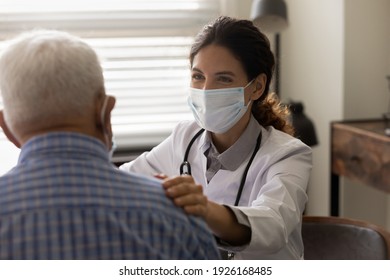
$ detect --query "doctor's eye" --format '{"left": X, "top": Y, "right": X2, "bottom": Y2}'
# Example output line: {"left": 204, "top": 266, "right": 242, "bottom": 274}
{"left": 217, "top": 75, "right": 234, "bottom": 83}
{"left": 191, "top": 73, "right": 204, "bottom": 81}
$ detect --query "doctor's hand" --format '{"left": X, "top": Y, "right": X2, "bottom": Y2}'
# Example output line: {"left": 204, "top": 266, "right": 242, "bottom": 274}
{"left": 163, "top": 175, "right": 251, "bottom": 246}
{"left": 162, "top": 175, "right": 209, "bottom": 218}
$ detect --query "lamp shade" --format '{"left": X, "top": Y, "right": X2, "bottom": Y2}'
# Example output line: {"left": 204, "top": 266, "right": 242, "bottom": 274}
{"left": 250, "top": 0, "right": 288, "bottom": 33}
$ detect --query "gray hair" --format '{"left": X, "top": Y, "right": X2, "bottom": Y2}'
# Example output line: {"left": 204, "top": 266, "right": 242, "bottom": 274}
{"left": 0, "top": 29, "right": 104, "bottom": 132}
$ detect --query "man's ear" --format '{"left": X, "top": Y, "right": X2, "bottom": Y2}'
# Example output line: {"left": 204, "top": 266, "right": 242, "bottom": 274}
{"left": 105, "top": 96, "right": 116, "bottom": 145}
{"left": 103, "top": 95, "right": 116, "bottom": 126}
{"left": 0, "top": 110, "right": 21, "bottom": 148}
{"left": 95, "top": 94, "right": 116, "bottom": 149}
{"left": 96, "top": 95, "right": 116, "bottom": 126}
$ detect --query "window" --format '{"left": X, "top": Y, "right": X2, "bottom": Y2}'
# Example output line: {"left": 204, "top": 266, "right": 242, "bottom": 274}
{"left": 0, "top": 0, "right": 222, "bottom": 174}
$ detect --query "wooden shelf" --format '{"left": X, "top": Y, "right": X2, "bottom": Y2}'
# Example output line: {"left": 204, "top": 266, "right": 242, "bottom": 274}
{"left": 330, "top": 119, "right": 390, "bottom": 216}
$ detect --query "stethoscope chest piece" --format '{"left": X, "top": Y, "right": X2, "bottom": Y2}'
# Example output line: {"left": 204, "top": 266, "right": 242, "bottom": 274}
{"left": 180, "top": 161, "right": 191, "bottom": 175}
{"left": 180, "top": 128, "right": 205, "bottom": 176}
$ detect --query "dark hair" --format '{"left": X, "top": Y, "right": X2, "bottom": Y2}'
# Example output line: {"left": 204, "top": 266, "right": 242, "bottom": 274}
{"left": 189, "top": 16, "right": 294, "bottom": 135}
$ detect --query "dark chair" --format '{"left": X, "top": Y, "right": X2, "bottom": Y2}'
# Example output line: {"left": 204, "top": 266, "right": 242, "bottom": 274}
{"left": 302, "top": 216, "right": 390, "bottom": 260}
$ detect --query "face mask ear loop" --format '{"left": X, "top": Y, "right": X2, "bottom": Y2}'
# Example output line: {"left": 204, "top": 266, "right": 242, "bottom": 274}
{"left": 244, "top": 78, "right": 256, "bottom": 89}
{"left": 244, "top": 79, "right": 256, "bottom": 106}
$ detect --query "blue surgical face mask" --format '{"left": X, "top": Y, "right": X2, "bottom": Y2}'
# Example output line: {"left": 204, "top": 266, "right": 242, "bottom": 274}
{"left": 188, "top": 80, "right": 254, "bottom": 133}
{"left": 109, "top": 138, "right": 117, "bottom": 159}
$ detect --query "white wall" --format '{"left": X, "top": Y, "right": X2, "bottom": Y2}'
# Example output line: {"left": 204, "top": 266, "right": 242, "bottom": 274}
{"left": 342, "top": 0, "right": 390, "bottom": 228}
{"left": 221, "top": 0, "right": 252, "bottom": 18}
{"left": 344, "top": 0, "right": 390, "bottom": 119}
{"left": 281, "top": 0, "right": 345, "bottom": 216}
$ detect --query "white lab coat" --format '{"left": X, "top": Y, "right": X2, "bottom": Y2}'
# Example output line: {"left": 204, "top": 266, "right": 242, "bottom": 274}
{"left": 120, "top": 120, "right": 312, "bottom": 259}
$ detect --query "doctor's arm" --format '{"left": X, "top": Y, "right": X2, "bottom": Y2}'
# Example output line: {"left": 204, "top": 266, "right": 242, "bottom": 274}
{"left": 163, "top": 175, "right": 251, "bottom": 246}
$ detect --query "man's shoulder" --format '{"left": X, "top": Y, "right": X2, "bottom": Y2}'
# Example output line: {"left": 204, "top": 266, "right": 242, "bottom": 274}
{"left": 0, "top": 167, "right": 220, "bottom": 259}
{"left": 113, "top": 170, "right": 213, "bottom": 232}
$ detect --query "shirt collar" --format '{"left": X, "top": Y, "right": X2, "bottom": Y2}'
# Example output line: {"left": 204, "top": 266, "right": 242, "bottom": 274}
{"left": 18, "top": 132, "right": 109, "bottom": 165}
{"left": 203, "top": 115, "right": 261, "bottom": 171}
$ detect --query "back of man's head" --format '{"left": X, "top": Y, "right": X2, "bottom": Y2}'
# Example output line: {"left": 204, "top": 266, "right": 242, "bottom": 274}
{"left": 0, "top": 30, "right": 105, "bottom": 140}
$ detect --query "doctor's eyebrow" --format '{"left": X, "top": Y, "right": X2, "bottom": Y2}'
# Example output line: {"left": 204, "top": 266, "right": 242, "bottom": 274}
{"left": 191, "top": 67, "right": 236, "bottom": 77}
{"left": 191, "top": 67, "right": 203, "bottom": 73}
{"left": 215, "top": 71, "right": 236, "bottom": 77}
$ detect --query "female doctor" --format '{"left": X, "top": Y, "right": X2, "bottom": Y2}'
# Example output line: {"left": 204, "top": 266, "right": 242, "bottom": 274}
{"left": 120, "top": 16, "right": 312, "bottom": 259}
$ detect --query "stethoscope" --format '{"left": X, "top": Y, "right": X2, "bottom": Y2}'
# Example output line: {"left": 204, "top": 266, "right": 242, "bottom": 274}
{"left": 180, "top": 128, "right": 262, "bottom": 206}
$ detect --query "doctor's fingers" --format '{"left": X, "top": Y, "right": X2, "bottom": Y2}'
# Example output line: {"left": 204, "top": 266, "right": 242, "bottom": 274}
{"left": 162, "top": 175, "right": 195, "bottom": 189}
{"left": 173, "top": 193, "right": 208, "bottom": 217}
{"left": 154, "top": 173, "right": 168, "bottom": 180}
{"left": 164, "top": 181, "right": 203, "bottom": 198}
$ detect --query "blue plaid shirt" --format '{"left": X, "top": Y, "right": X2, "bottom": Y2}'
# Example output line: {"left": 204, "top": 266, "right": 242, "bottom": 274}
{"left": 0, "top": 132, "right": 220, "bottom": 260}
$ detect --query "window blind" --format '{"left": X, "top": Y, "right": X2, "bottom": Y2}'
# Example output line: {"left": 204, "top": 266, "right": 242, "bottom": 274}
{"left": 0, "top": 0, "right": 221, "bottom": 159}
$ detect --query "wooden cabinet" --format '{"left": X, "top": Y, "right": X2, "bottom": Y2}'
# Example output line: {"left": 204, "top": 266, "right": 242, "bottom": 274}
{"left": 330, "top": 119, "right": 390, "bottom": 216}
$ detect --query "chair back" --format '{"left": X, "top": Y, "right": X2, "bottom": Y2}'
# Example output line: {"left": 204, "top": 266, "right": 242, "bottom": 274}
{"left": 302, "top": 216, "right": 390, "bottom": 260}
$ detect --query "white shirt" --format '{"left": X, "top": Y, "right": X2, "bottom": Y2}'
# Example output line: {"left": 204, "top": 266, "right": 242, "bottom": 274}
{"left": 120, "top": 116, "right": 312, "bottom": 259}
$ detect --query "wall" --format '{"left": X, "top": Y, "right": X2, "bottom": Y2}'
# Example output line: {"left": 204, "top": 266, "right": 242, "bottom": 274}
{"left": 281, "top": 0, "right": 344, "bottom": 216}
{"left": 342, "top": 0, "right": 390, "bottom": 228}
